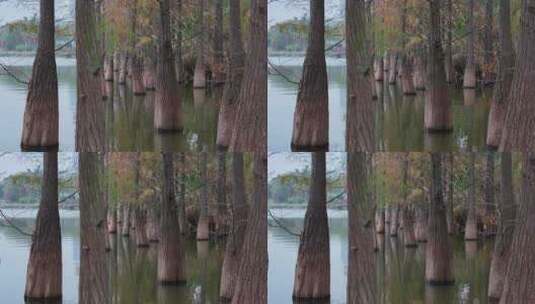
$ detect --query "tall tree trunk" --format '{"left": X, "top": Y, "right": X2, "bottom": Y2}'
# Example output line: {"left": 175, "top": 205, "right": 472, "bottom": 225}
{"left": 389, "top": 206, "right": 399, "bottom": 236}
{"left": 445, "top": 153, "right": 455, "bottom": 234}
{"left": 426, "top": 153, "right": 454, "bottom": 285}
{"left": 414, "top": 204, "right": 428, "bottom": 242}
{"left": 374, "top": 57, "right": 384, "bottom": 81}
{"left": 76, "top": 0, "right": 105, "bottom": 151}
{"left": 158, "top": 152, "right": 186, "bottom": 283}
{"left": 483, "top": 0, "right": 495, "bottom": 85}
{"left": 425, "top": 0, "right": 452, "bottom": 131}
{"left": 121, "top": 204, "right": 130, "bottom": 236}
{"left": 197, "top": 151, "right": 210, "bottom": 240}
{"left": 293, "top": 152, "right": 330, "bottom": 300}
{"left": 25, "top": 152, "right": 61, "bottom": 300}
{"left": 488, "top": 152, "right": 516, "bottom": 301}
{"left": 498, "top": 0, "right": 535, "bottom": 151}
{"left": 445, "top": 0, "right": 454, "bottom": 83}
{"left": 220, "top": 153, "right": 248, "bottom": 301}
{"left": 231, "top": 152, "right": 267, "bottom": 304}
{"left": 21, "top": 0, "right": 58, "bottom": 150}
{"left": 212, "top": 0, "right": 225, "bottom": 84}
{"left": 193, "top": 0, "right": 207, "bottom": 88}
{"left": 155, "top": 0, "right": 182, "bottom": 132}
{"left": 388, "top": 52, "right": 398, "bottom": 84}
{"left": 133, "top": 154, "right": 148, "bottom": 247}
{"left": 484, "top": 152, "right": 495, "bottom": 219}
{"left": 463, "top": 0, "right": 477, "bottom": 88}
{"left": 465, "top": 153, "right": 478, "bottom": 240}
{"left": 215, "top": 151, "right": 227, "bottom": 235}
{"left": 174, "top": 0, "right": 183, "bottom": 83}
{"left": 375, "top": 209, "right": 385, "bottom": 233}
{"left": 228, "top": 0, "right": 267, "bottom": 152}
{"left": 131, "top": 52, "right": 145, "bottom": 96}
{"left": 400, "top": 0, "right": 415, "bottom": 95}
{"left": 178, "top": 153, "right": 187, "bottom": 235}
{"left": 217, "top": 0, "right": 246, "bottom": 148}
{"left": 346, "top": 0, "right": 375, "bottom": 151}
{"left": 79, "top": 153, "right": 109, "bottom": 304}
{"left": 499, "top": 154, "right": 535, "bottom": 303}
{"left": 487, "top": 0, "right": 515, "bottom": 148}
{"left": 107, "top": 208, "right": 117, "bottom": 233}
{"left": 347, "top": 153, "right": 376, "bottom": 303}
{"left": 291, "top": 0, "right": 329, "bottom": 151}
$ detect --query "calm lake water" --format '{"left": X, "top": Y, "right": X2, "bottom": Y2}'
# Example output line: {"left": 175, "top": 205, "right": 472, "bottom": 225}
{"left": 268, "top": 57, "right": 491, "bottom": 152}
{"left": 0, "top": 209, "right": 224, "bottom": 304}
{"left": 0, "top": 57, "right": 219, "bottom": 152}
{"left": 269, "top": 208, "right": 492, "bottom": 304}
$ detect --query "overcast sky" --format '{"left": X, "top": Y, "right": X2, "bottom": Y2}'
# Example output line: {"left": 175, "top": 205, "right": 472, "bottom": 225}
{"left": 268, "top": 0, "right": 344, "bottom": 26}
{"left": 0, "top": 0, "right": 73, "bottom": 26}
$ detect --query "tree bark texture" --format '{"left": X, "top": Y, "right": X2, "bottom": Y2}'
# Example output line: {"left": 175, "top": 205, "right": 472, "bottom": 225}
{"left": 347, "top": 153, "right": 377, "bottom": 304}
{"left": 25, "top": 152, "right": 62, "bottom": 300}
{"left": 197, "top": 151, "right": 210, "bottom": 240}
{"left": 158, "top": 152, "right": 186, "bottom": 283}
{"left": 425, "top": 0, "right": 452, "bottom": 131}
{"left": 499, "top": 154, "right": 535, "bottom": 303}
{"left": 79, "top": 153, "right": 110, "bottom": 304}
{"left": 487, "top": 0, "right": 515, "bottom": 148}
{"left": 217, "top": 0, "right": 246, "bottom": 148}
{"left": 155, "top": 0, "right": 182, "bottom": 132}
{"left": 346, "top": 0, "right": 375, "bottom": 151}
{"left": 426, "top": 153, "right": 454, "bottom": 285}
{"left": 293, "top": 152, "right": 330, "bottom": 300}
{"left": 499, "top": 0, "right": 535, "bottom": 152}
{"left": 463, "top": 0, "right": 477, "bottom": 88}
{"left": 488, "top": 152, "right": 516, "bottom": 301}
{"left": 76, "top": 0, "right": 105, "bottom": 151}
{"left": 231, "top": 152, "right": 267, "bottom": 304}
{"left": 291, "top": 0, "right": 329, "bottom": 151}
{"left": 21, "top": 0, "right": 59, "bottom": 150}
{"left": 220, "top": 153, "right": 249, "bottom": 301}
{"left": 228, "top": 0, "right": 267, "bottom": 152}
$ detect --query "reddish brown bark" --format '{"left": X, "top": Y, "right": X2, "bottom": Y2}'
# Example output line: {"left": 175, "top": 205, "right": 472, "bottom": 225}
{"left": 465, "top": 153, "right": 478, "bottom": 241}
{"left": 498, "top": 0, "right": 535, "bottom": 151}
{"left": 231, "top": 152, "right": 267, "bottom": 304}
{"left": 193, "top": 0, "right": 207, "bottom": 88}
{"left": 131, "top": 53, "right": 145, "bottom": 96}
{"left": 228, "top": 0, "right": 267, "bottom": 152}
{"left": 347, "top": 153, "right": 377, "bottom": 304}
{"left": 21, "top": 0, "right": 58, "bottom": 150}
{"left": 293, "top": 152, "right": 330, "bottom": 300}
{"left": 498, "top": 154, "right": 535, "bottom": 304}
{"left": 426, "top": 153, "right": 454, "bottom": 285}
{"left": 76, "top": 0, "right": 105, "bottom": 151}
{"left": 488, "top": 152, "right": 516, "bottom": 301}
{"left": 486, "top": 0, "right": 515, "bottom": 148}
{"left": 216, "top": 0, "right": 245, "bottom": 149}
{"left": 24, "top": 152, "right": 61, "bottom": 300}
{"left": 346, "top": 0, "right": 375, "bottom": 151}
{"left": 220, "top": 153, "right": 249, "bottom": 301}
{"left": 463, "top": 0, "right": 477, "bottom": 88}
{"left": 79, "top": 153, "right": 109, "bottom": 304}
{"left": 424, "top": 0, "right": 452, "bottom": 132}
{"left": 375, "top": 209, "right": 385, "bottom": 234}
{"left": 157, "top": 152, "right": 186, "bottom": 283}
{"left": 291, "top": 0, "right": 329, "bottom": 151}
{"left": 197, "top": 151, "right": 210, "bottom": 241}
{"left": 154, "top": 0, "right": 182, "bottom": 132}
{"left": 104, "top": 54, "right": 114, "bottom": 81}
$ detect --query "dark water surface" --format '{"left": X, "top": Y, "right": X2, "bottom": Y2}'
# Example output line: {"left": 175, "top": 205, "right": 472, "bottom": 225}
{"left": 0, "top": 209, "right": 224, "bottom": 304}
{"left": 268, "top": 57, "right": 491, "bottom": 152}
{"left": 269, "top": 208, "right": 492, "bottom": 304}
{"left": 0, "top": 57, "right": 219, "bottom": 152}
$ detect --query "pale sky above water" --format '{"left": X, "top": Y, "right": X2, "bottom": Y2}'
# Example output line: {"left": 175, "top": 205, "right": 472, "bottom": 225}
{"left": 268, "top": 0, "right": 344, "bottom": 26}
{"left": 0, "top": 0, "right": 73, "bottom": 25}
